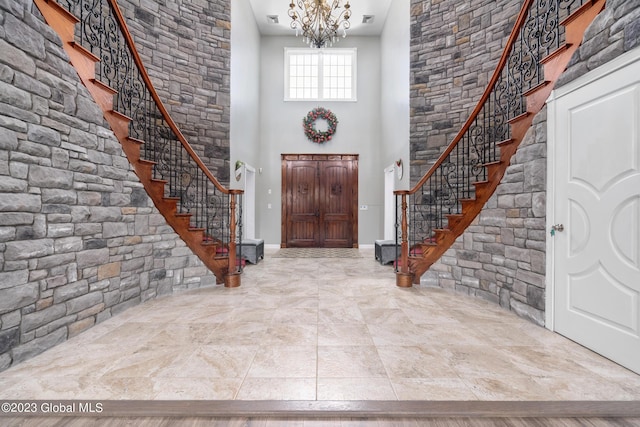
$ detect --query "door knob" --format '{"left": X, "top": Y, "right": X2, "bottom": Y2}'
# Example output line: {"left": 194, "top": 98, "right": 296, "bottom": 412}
{"left": 550, "top": 224, "right": 564, "bottom": 236}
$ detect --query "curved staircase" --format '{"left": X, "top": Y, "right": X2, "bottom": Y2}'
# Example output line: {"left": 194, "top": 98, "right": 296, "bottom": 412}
{"left": 396, "top": 0, "right": 606, "bottom": 286}
{"left": 34, "top": 0, "right": 243, "bottom": 287}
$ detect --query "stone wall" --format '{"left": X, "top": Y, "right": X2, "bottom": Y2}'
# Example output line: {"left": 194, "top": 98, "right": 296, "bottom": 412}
{"left": 422, "top": 110, "right": 548, "bottom": 325}
{"left": 558, "top": 0, "right": 640, "bottom": 87}
{"left": 116, "top": 0, "right": 231, "bottom": 183}
{"left": 0, "top": 0, "right": 216, "bottom": 372}
{"left": 410, "top": 0, "right": 520, "bottom": 182}
{"left": 420, "top": 0, "right": 640, "bottom": 325}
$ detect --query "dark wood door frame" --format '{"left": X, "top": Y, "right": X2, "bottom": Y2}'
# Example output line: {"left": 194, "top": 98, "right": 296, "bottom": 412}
{"left": 281, "top": 154, "right": 358, "bottom": 248}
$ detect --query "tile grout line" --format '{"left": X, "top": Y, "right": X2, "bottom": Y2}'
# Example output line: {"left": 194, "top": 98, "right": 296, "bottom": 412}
{"left": 2, "top": 249, "right": 640, "bottom": 400}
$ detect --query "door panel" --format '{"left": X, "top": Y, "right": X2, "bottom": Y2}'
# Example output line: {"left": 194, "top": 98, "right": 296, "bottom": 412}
{"left": 551, "top": 52, "right": 640, "bottom": 374}
{"left": 282, "top": 155, "right": 358, "bottom": 248}
{"left": 288, "top": 161, "right": 319, "bottom": 247}
{"left": 612, "top": 196, "right": 640, "bottom": 268}
{"left": 321, "top": 162, "right": 353, "bottom": 247}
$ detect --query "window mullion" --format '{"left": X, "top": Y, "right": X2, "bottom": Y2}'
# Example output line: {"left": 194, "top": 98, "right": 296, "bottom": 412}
{"left": 318, "top": 51, "right": 324, "bottom": 101}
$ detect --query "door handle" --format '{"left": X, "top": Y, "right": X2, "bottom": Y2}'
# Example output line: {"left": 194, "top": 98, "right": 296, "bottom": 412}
{"left": 550, "top": 224, "right": 564, "bottom": 236}
{"left": 315, "top": 210, "right": 319, "bottom": 217}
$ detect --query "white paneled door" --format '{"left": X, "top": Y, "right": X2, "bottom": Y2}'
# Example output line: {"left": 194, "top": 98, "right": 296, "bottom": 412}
{"left": 548, "top": 48, "right": 640, "bottom": 374}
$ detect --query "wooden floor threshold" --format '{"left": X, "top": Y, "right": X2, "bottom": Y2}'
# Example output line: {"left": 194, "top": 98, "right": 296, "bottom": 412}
{"left": 3, "top": 400, "right": 639, "bottom": 418}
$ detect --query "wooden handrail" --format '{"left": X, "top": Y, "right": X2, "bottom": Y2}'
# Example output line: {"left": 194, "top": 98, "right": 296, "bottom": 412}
{"left": 106, "top": 0, "right": 234, "bottom": 195}
{"left": 396, "top": 0, "right": 535, "bottom": 196}
{"left": 394, "top": 0, "right": 604, "bottom": 286}
{"left": 35, "top": 0, "right": 246, "bottom": 285}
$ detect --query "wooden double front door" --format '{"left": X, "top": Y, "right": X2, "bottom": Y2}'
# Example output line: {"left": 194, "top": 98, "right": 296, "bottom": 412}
{"left": 281, "top": 154, "right": 358, "bottom": 248}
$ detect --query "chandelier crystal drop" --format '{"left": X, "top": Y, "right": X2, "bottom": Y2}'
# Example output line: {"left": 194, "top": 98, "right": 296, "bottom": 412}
{"left": 288, "top": 1, "right": 351, "bottom": 48}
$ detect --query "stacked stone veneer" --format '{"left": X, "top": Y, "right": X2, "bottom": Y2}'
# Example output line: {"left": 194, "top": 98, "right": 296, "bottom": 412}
{"left": 557, "top": 0, "right": 640, "bottom": 87}
{"left": 117, "top": 0, "right": 231, "bottom": 183}
{"left": 422, "top": 111, "right": 548, "bottom": 325}
{"left": 416, "top": 0, "right": 640, "bottom": 325}
{"left": 410, "top": 0, "right": 520, "bottom": 182}
{"left": 0, "top": 0, "right": 218, "bottom": 372}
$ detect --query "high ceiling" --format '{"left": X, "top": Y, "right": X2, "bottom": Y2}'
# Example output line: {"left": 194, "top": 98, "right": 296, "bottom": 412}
{"left": 246, "top": 0, "right": 394, "bottom": 37}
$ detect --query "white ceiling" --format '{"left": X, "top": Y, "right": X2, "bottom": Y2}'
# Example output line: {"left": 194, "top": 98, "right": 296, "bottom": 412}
{"left": 246, "top": 0, "right": 394, "bottom": 37}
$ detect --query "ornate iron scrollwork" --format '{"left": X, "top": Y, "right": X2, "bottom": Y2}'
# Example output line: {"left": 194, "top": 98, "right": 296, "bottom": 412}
{"left": 404, "top": 0, "right": 588, "bottom": 253}
{"left": 58, "top": 0, "right": 236, "bottom": 253}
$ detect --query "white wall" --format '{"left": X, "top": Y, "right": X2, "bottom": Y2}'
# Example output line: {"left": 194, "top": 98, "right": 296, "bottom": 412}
{"left": 257, "top": 36, "right": 383, "bottom": 245}
{"left": 230, "top": 0, "right": 261, "bottom": 188}
{"left": 381, "top": 0, "right": 410, "bottom": 191}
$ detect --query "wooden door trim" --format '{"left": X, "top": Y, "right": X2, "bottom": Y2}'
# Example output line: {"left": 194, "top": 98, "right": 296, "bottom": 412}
{"left": 281, "top": 154, "right": 359, "bottom": 248}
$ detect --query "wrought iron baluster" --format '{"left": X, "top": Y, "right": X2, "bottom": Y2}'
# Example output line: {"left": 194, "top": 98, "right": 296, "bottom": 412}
{"left": 555, "top": 0, "right": 562, "bottom": 53}
{"left": 394, "top": 193, "right": 399, "bottom": 272}
{"left": 175, "top": 137, "right": 180, "bottom": 205}
{"left": 224, "top": 191, "right": 228, "bottom": 244}
{"left": 535, "top": 0, "right": 543, "bottom": 87}
{"left": 201, "top": 171, "right": 206, "bottom": 230}
{"left": 179, "top": 142, "right": 185, "bottom": 212}
{"left": 437, "top": 166, "right": 443, "bottom": 230}
{"left": 455, "top": 136, "right": 460, "bottom": 201}
{"left": 519, "top": 27, "right": 524, "bottom": 113}
{"left": 197, "top": 170, "right": 204, "bottom": 229}
{"left": 237, "top": 194, "right": 243, "bottom": 271}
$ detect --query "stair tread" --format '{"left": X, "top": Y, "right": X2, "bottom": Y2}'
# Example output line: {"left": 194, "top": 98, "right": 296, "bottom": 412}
{"left": 127, "top": 136, "right": 145, "bottom": 144}
{"left": 540, "top": 43, "right": 572, "bottom": 65}
{"left": 482, "top": 160, "right": 502, "bottom": 167}
{"left": 417, "top": 243, "right": 436, "bottom": 248}
{"left": 560, "top": 0, "right": 597, "bottom": 26}
{"left": 523, "top": 80, "right": 551, "bottom": 97}
{"left": 44, "top": 0, "right": 80, "bottom": 23}
{"left": 89, "top": 78, "right": 117, "bottom": 95}
{"left": 433, "top": 228, "right": 451, "bottom": 233}
{"left": 69, "top": 41, "right": 99, "bottom": 62}
{"left": 507, "top": 111, "right": 531, "bottom": 124}
{"left": 109, "top": 109, "right": 132, "bottom": 121}
{"left": 496, "top": 138, "right": 515, "bottom": 147}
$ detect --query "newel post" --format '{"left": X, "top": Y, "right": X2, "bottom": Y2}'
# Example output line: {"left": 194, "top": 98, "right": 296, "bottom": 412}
{"left": 396, "top": 191, "right": 412, "bottom": 287}
{"left": 225, "top": 190, "right": 243, "bottom": 288}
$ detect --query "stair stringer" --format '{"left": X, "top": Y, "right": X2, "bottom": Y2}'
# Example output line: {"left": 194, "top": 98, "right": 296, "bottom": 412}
{"left": 406, "top": 0, "right": 606, "bottom": 284}
{"left": 34, "top": 0, "right": 238, "bottom": 286}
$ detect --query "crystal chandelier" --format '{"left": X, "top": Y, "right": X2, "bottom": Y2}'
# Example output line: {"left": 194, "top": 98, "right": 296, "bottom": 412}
{"left": 288, "top": 1, "right": 351, "bottom": 48}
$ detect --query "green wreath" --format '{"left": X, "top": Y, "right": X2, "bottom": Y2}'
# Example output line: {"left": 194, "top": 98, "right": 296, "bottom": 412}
{"left": 303, "top": 107, "right": 338, "bottom": 143}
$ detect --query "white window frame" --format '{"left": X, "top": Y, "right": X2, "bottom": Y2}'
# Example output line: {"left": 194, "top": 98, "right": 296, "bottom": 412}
{"left": 284, "top": 47, "right": 357, "bottom": 102}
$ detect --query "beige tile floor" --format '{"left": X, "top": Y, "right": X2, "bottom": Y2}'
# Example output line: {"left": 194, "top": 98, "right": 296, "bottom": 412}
{"left": 1, "top": 247, "right": 640, "bottom": 401}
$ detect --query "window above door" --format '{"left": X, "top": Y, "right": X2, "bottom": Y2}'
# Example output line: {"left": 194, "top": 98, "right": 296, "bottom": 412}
{"left": 284, "top": 48, "right": 357, "bottom": 102}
